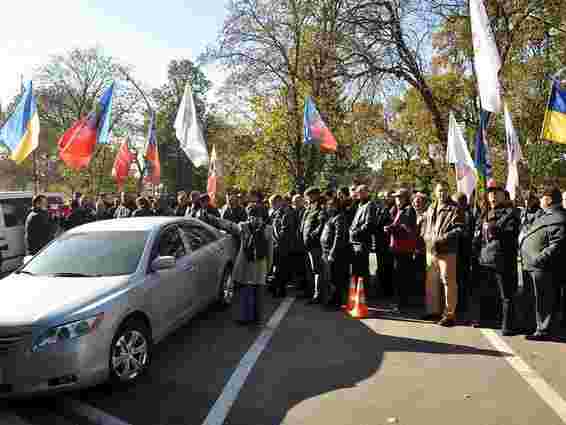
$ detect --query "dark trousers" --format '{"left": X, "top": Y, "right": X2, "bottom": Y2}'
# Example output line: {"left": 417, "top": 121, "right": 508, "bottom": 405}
{"left": 393, "top": 253, "right": 414, "bottom": 308}
{"left": 378, "top": 250, "right": 394, "bottom": 297}
{"left": 289, "top": 251, "right": 309, "bottom": 293}
{"left": 456, "top": 247, "right": 472, "bottom": 313}
{"left": 351, "top": 248, "right": 369, "bottom": 280}
{"left": 322, "top": 253, "right": 350, "bottom": 306}
{"left": 530, "top": 270, "right": 561, "bottom": 335}
{"left": 307, "top": 247, "right": 323, "bottom": 298}
{"left": 516, "top": 267, "right": 536, "bottom": 333}
{"left": 240, "top": 285, "right": 263, "bottom": 322}
{"left": 475, "top": 267, "right": 517, "bottom": 330}
{"left": 413, "top": 252, "right": 426, "bottom": 306}
{"left": 273, "top": 250, "right": 292, "bottom": 296}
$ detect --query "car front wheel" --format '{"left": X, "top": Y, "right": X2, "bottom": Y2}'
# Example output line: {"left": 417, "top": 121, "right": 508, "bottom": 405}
{"left": 109, "top": 318, "right": 152, "bottom": 385}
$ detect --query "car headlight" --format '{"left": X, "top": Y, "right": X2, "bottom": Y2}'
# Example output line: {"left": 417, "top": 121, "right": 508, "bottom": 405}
{"left": 32, "top": 313, "right": 104, "bottom": 352}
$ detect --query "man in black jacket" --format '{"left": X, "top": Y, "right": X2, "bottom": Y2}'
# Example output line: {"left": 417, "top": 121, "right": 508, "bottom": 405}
{"left": 349, "top": 185, "right": 377, "bottom": 289}
{"left": 220, "top": 192, "right": 247, "bottom": 223}
{"left": 321, "top": 196, "right": 349, "bottom": 309}
{"left": 301, "top": 187, "right": 328, "bottom": 303}
{"left": 271, "top": 194, "right": 297, "bottom": 297}
{"left": 519, "top": 185, "right": 566, "bottom": 340}
{"left": 473, "top": 184, "right": 520, "bottom": 335}
{"left": 25, "top": 195, "right": 55, "bottom": 255}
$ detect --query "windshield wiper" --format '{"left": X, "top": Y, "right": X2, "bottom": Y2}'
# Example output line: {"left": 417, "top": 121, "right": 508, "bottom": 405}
{"left": 49, "top": 272, "right": 102, "bottom": 278}
{"left": 16, "top": 270, "right": 35, "bottom": 276}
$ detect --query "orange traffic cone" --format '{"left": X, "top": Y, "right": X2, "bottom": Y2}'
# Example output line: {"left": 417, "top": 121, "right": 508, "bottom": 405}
{"left": 343, "top": 276, "right": 357, "bottom": 310}
{"left": 348, "top": 277, "right": 369, "bottom": 319}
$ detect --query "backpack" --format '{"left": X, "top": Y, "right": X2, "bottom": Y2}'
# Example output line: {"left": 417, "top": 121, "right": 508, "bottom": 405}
{"left": 243, "top": 223, "right": 268, "bottom": 262}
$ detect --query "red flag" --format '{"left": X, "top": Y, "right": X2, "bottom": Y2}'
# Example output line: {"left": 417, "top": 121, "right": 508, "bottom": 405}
{"left": 207, "top": 146, "right": 221, "bottom": 207}
{"left": 58, "top": 84, "right": 114, "bottom": 170}
{"left": 58, "top": 118, "right": 98, "bottom": 170}
{"left": 112, "top": 139, "right": 134, "bottom": 189}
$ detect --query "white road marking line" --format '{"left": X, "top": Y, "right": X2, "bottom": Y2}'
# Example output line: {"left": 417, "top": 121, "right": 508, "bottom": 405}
{"left": 202, "top": 296, "right": 295, "bottom": 425}
{"left": 60, "top": 397, "right": 133, "bottom": 425}
{"left": 481, "top": 328, "right": 566, "bottom": 423}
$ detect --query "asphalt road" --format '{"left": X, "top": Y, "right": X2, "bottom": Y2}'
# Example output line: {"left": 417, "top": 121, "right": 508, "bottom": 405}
{"left": 2, "top": 288, "right": 566, "bottom": 425}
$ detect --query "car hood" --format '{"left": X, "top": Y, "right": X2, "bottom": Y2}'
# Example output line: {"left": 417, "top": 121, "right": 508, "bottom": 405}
{"left": 0, "top": 273, "right": 131, "bottom": 326}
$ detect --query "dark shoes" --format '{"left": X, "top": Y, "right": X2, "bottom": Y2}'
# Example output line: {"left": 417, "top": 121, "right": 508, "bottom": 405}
{"left": 525, "top": 333, "right": 552, "bottom": 341}
{"left": 421, "top": 313, "right": 442, "bottom": 321}
{"left": 437, "top": 317, "right": 455, "bottom": 327}
{"left": 307, "top": 297, "right": 321, "bottom": 305}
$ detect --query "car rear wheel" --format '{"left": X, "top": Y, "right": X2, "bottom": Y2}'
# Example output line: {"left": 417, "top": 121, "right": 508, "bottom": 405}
{"left": 109, "top": 319, "right": 152, "bottom": 385}
{"left": 217, "top": 267, "right": 234, "bottom": 309}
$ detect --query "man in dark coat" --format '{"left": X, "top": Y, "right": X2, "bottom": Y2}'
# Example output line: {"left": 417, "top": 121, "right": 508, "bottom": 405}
{"left": 65, "top": 197, "right": 95, "bottom": 230}
{"left": 25, "top": 195, "right": 55, "bottom": 255}
{"left": 473, "top": 184, "right": 520, "bottom": 335}
{"left": 385, "top": 188, "right": 417, "bottom": 313}
{"left": 291, "top": 194, "right": 308, "bottom": 295}
{"left": 220, "top": 192, "right": 248, "bottom": 223}
{"left": 301, "top": 187, "right": 328, "bottom": 303}
{"left": 270, "top": 194, "right": 297, "bottom": 297}
{"left": 321, "top": 196, "right": 349, "bottom": 309}
{"left": 519, "top": 185, "right": 566, "bottom": 340}
{"left": 349, "top": 185, "right": 378, "bottom": 290}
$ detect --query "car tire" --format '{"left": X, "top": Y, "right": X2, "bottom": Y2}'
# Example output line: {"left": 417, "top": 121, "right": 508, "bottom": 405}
{"left": 109, "top": 318, "right": 152, "bottom": 386}
{"left": 217, "top": 267, "right": 234, "bottom": 310}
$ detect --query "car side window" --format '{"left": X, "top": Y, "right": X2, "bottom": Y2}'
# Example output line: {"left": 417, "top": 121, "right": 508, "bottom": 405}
{"left": 0, "top": 198, "right": 30, "bottom": 228}
{"left": 157, "top": 227, "right": 186, "bottom": 259}
{"left": 179, "top": 225, "right": 216, "bottom": 252}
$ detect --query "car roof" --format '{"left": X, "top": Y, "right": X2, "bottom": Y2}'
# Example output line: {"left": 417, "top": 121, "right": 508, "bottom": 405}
{"left": 66, "top": 217, "right": 203, "bottom": 234}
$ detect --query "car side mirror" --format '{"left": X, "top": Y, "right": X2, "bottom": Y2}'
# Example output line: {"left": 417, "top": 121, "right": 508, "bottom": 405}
{"left": 151, "top": 256, "right": 176, "bottom": 272}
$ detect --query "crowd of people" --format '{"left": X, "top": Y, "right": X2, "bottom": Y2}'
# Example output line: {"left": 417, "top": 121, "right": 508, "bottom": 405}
{"left": 22, "top": 180, "right": 566, "bottom": 341}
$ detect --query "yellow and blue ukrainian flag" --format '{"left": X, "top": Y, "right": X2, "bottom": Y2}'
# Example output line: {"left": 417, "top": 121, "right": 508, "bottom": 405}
{"left": 0, "top": 81, "right": 40, "bottom": 164}
{"left": 541, "top": 80, "right": 566, "bottom": 144}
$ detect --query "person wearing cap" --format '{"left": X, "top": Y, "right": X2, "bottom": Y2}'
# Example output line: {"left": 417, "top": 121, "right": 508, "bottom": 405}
{"left": 519, "top": 184, "right": 566, "bottom": 340}
{"left": 301, "top": 186, "right": 328, "bottom": 303}
{"left": 473, "top": 182, "right": 520, "bottom": 335}
{"left": 384, "top": 187, "right": 417, "bottom": 312}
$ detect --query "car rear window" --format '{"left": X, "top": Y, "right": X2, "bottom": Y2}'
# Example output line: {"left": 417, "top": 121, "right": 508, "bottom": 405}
{"left": 22, "top": 231, "right": 149, "bottom": 276}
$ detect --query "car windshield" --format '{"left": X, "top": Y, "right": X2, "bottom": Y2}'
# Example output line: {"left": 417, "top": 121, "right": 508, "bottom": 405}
{"left": 22, "top": 231, "right": 149, "bottom": 277}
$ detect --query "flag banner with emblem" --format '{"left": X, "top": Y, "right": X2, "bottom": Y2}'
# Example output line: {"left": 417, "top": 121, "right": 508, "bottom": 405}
{"left": 58, "top": 83, "right": 114, "bottom": 170}
{"left": 474, "top": 109, "right": 493, "bottom": 188}
{"left": 112, "top": 138, "right": 134, "bottom": 189}
{"left": 175, "top": 82, "right": 209, "bottom": 167}
{"left": 207, "top": 145, "right": 222, "bottom": 207}
{"left": 504, "top": 104, "right": 523, "bottom": 200}
{"left": 541, "top": 80, "right": 566, "bottom": 144}
{"left": 144, "top": 112, "right": 160, "bottom": 185}
{"left": 470, "top": 0, "right": 502, "bottom": 112}
{"left": 447, "top": 112, "right": 477, "bottom": 201}
{"left": 0, "top": 81, "right": 40, "bottom": 164}
{"left": 303, "top": 96, "right": 337, "bottom": 153}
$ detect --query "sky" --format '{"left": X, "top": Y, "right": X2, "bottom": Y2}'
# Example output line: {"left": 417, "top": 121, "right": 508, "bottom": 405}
{"left": 0, "top": 0, "right": 229, "bottom": 106}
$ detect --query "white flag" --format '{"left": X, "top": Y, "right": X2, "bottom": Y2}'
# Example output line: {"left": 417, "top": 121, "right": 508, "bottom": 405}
{"left": 447, "top": 112, "right": 477, "bottom": 201}
{"left": 174, "top": 82, "right": 209, "bottom": 167}
{"left": 470, "top": 0, "right": 502, "bottom": 112}
{"left": 504, "top": 103, "right": 522, "bottom": 200}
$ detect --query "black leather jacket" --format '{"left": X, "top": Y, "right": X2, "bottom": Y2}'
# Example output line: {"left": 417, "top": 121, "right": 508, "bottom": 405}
{"left": 272, "top": 206, "right": 298, "bottom": 256}
{"left": 321, "top": 212, "right": 348, "bottom": 260}
{"left": 25, "top": 208, "right": 55, "bottom": 255}
{"left": 519, "top": 205, "right": 566, "bottom": 272}
{"left": 473, "top": 206, "right": 519, "bottom": 272}
{"left": 349, "top": 199, "right": 377, "bottom": 251}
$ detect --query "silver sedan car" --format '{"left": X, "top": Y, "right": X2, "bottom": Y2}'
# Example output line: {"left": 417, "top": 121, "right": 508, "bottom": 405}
{"left": 0, "top": 216, "right": 237, "bottom": 397}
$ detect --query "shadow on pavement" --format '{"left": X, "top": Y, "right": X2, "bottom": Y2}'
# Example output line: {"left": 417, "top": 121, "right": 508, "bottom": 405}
{"left": 224, "top": 293, "right": 507, "bottom": 425}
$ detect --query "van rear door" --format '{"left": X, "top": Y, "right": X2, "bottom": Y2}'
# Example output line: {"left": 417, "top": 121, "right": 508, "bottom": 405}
{"left": 0, "top": 197, "right": 31, "bottom": 273}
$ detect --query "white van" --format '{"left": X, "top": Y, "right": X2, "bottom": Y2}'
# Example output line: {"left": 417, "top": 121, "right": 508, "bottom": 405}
{"left": 0, "top": 192, "right": 33, "bottom": 274}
